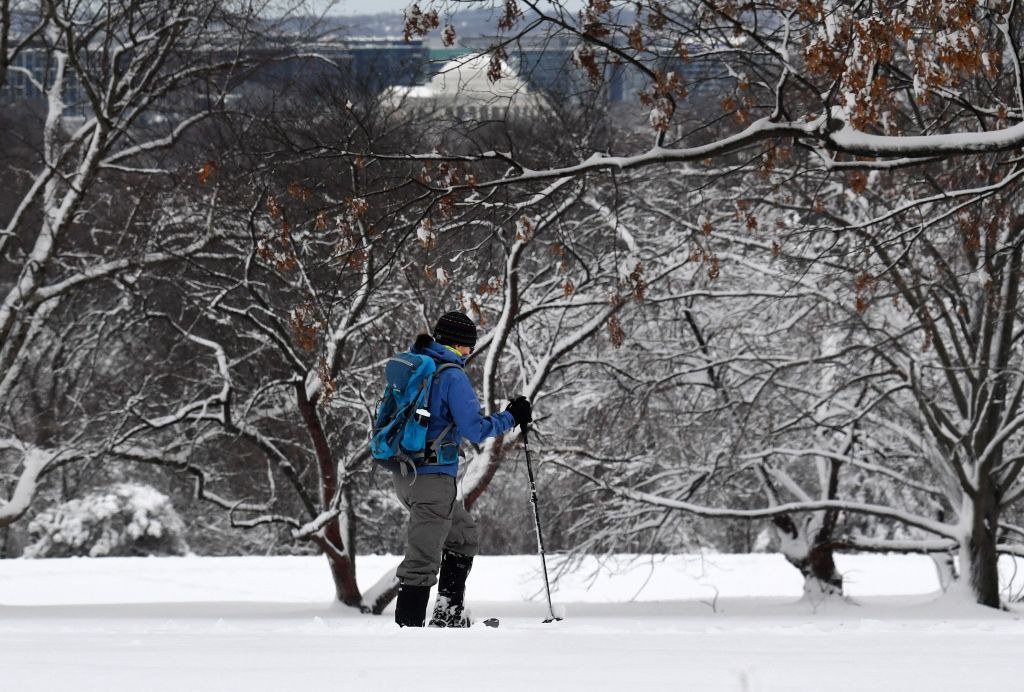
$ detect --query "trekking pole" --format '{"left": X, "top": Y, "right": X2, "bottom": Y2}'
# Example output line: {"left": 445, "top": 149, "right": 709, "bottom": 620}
{"left": 522, "top": 423, "right": 563, "bottom": 623}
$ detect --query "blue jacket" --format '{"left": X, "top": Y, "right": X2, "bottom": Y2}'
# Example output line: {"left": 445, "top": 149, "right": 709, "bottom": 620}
{"left": 412, "top": 337, "right": 516, "bottom": 477}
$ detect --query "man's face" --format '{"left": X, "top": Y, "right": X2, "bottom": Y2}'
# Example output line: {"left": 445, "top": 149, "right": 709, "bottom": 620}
{"left": 455, "top": 344, "right": 473, "bottom": 357}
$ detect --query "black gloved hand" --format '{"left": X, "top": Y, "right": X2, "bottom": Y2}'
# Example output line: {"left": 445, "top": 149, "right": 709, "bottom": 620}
{"left": 505, "top": 396, "right": 533, "bottom": 428}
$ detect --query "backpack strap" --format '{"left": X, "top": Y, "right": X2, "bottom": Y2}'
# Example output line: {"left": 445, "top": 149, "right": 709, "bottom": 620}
{"left": 429, "top": 422, "right": 455, "bottom": 454}
{"left": 427, "top": 362, "right": 461, "bottom": 455}
{"left": 434, "top": 362, "right": 463, "bottom": 376}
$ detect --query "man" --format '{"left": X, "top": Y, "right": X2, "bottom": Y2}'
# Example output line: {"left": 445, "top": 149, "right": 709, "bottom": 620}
{"left": 392, "top": 311, "right": 532, "bottom": 628}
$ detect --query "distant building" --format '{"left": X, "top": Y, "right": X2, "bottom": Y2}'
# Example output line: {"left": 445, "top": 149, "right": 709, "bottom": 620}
{"left": 344, "top": 38, "right": 430, "bottom": 89}
{"left": 1, "top": 25, "right": 431, "bottom": 116}
{"left": 454, "top": 36, "right": 623, "bottom": 104}
{"left": 4, "top": 11, "right": 723, "bottom": 120}
{"left": 386, "top": 53, "right": 546, "bottom": 120}
{"left": 1, "top": 45, "right": 86, "bottom": 114}
{"left": 244, "top": 37, "right": 431, "bottom": 95}
{"left": 514, "top": 47, "right": 617, "bottom": 101}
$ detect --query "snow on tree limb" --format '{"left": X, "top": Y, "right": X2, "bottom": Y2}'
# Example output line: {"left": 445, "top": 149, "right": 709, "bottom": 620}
{"left": 558, "top": 461, "right": 958, "bottom": 539}
{"left": 0, "top": 439, "right": 55, "bottom": 528}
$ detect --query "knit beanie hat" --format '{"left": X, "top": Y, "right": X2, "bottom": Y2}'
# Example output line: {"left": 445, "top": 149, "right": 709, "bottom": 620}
{"left": 433, "top": 311, "right": 478, "bottom": 349}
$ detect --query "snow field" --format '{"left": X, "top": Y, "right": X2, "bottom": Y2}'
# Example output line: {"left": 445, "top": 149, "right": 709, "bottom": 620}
{"left": 1, "top": 553, "right": 1023, "bottom": 692}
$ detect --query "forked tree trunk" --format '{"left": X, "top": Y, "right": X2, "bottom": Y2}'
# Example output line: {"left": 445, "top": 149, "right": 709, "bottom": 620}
{"left": 297, "top": 384, "right": 363, "bottom": 607}
{"left": 773, "top": 514, "right": 844, "bottom": 599}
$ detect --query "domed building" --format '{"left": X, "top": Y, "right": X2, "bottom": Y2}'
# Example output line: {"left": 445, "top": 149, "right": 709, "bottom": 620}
{"left": 386, "top": 53, "right": 547, "bottom": 121}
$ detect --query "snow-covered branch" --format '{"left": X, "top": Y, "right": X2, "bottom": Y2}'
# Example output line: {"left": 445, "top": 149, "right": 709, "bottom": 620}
{"left": 0, "top": 439, "right": 60, "bottom": 528}
{"left": 557, "top": 462, "right": 958, "bottom": 540}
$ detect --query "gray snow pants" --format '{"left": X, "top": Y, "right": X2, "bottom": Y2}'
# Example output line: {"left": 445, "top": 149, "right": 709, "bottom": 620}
{"left": 392, "top": 472, "right": 479, "bottom": 587}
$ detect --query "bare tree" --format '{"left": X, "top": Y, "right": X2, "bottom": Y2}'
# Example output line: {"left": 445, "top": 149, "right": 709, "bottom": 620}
{"left": 530, "top": 152, "right": 1024, "bottom": 607}
{"left": 0, "top": 0, "right": 298, "bottom": 528}
{"left": 342, "top": 0, "right": 1024, "bottom": 608}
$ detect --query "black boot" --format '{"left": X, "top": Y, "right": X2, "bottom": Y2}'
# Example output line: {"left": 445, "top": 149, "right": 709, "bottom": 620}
{"left": 394, "top": 583, "right": 431, "bottom": 627}
{"left": 428, "top": 550, "right": 474, "bottom": 628}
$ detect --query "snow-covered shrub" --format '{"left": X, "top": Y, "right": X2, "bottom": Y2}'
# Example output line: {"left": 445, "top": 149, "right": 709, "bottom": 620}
{"left": 23, "top": 483, "right": 189, "bottom": 558}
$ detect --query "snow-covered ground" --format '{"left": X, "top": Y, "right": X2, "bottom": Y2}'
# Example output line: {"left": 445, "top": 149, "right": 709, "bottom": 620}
{"left": 1, "top": 553, "right": 1022, "bottom": 691}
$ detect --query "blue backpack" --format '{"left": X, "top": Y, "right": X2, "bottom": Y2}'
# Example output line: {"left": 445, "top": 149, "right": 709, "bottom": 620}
{"left": 370, "top": 351, "right": 459, "bottom": 467}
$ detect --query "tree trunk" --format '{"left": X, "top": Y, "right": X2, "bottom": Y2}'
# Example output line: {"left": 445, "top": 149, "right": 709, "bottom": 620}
{"left": 328, "top": 482, "right": 364, "bottom": 607}
{"left": 313, "top": 533, "right": 363, "bottom": 607}
{"left": 960, "top": 485, "right": 1001, "bottom": 608}
{"left": 296, "top": 383, "right": 363, "bottom": 607}
{"left": 367, "top": 580, "right": 400, "bottom": 615}
{"left": 325, "top": 549, "right": 362, "bottom": 606}
{"left": 930, "top": 550, "right": 957, "bottom": 591}
{"left": 464, "top": 437, "right": 507, "bottom": 510}
{"left": 773, "top": 514, "right": 844, "bottom": 600}
{"left": 798, "top": 542, "right": 844, "bottom": 599}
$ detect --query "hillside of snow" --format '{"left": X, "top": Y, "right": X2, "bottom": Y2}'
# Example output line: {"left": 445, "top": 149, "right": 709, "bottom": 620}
{"left": 1, "top": 553, "right": 1023, "bottom": 691}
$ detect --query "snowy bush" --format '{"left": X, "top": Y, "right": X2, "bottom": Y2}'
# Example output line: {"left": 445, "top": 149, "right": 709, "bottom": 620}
{"left": 23, "top": 483, "right": 189, "bottom": 558}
